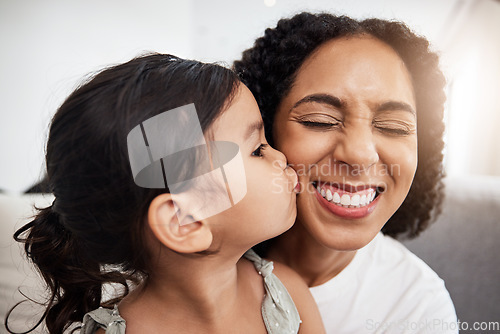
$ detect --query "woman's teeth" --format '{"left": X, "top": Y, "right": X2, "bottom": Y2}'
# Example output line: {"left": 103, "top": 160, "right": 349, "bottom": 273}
{"left": 317, "top": 184, "right": 377, "bottom": 208}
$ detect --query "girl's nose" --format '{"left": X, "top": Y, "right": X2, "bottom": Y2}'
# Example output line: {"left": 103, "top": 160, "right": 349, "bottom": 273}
{"left": 270, "top": 146, "right": 298, "bottom": 191}
{"left": 273, "top": 147, "right": 288, "bottom": 170}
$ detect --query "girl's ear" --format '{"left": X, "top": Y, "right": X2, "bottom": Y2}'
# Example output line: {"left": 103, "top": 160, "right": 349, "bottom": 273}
{"left": 147, "top": 193, "right": 213, "bottom": 253}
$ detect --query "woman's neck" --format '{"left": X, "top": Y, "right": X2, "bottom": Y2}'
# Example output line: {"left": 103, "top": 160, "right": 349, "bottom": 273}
{"left": 267, "top": 223, "right": 356, "bottom": 287}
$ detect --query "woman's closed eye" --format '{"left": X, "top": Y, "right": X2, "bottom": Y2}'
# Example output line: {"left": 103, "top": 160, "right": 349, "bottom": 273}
{"left": 299, "top": 120, "right": 340, "bottom": 128}
{"left": 295, "top": 114, "right": 342, "bottom": 129}
{"left": 373, "top": 120, "right": 415, "bottom": 136}
{"left": 252, "top": 143, "right": 268, "bottom": 157}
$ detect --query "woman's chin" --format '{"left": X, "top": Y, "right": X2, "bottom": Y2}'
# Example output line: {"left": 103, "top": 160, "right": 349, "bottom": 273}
{"left": 300, "top": 216, "right": 382, "bottom": 252}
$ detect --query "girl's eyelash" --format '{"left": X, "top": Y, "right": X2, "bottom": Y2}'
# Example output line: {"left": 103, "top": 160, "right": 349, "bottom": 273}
{"left": 252, "top": 144, "right": 268, "bottom": 157}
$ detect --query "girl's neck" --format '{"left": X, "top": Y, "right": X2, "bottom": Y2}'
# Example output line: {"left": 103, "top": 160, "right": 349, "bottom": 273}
{"left": 119, "top": 250, "right": 266, "bottom": 333}
{"left": 267, "top": 223, "right": 356, "bottom": 287}
{"left": 148, "top": 252, "right": 240, "bottom": 316}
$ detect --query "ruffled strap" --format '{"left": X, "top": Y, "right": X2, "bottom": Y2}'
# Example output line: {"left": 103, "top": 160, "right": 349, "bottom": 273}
{"left": 244, "top": 249, "right": 302, "bottom": 334}
{"left": 81, "top": 305, "right": 126, "bottom": 334}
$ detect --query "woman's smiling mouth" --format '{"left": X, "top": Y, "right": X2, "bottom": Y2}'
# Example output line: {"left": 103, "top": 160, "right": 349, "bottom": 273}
{"left": 312, "top": 181, "right": 383, "bottom": 219}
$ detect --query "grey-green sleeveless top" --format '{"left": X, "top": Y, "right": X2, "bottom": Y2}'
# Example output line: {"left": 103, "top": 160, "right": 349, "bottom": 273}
{"left": 81, "top": 249, "right": 301, "bottom": 334}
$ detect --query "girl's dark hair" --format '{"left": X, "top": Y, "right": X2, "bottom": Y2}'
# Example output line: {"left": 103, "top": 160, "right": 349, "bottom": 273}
{"left": 6, "top": 54, "right": 240, "bottom": 334}
{"left": 233, "top": 12, "right": 446, "bottom": 240}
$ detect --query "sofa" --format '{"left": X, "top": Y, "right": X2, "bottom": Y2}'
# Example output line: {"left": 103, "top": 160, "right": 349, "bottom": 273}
{"left": 1, "top": 175, "right": 499, "bottom": 333}
{"left": 402, "top": 175, "right": 500, "bottom": 332}
{"left": 0, "top": 193, "right": 53, "bottom": 333}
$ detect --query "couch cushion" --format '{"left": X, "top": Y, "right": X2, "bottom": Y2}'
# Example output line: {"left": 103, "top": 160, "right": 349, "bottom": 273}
{"left": 403, "top": 175, "right": 500, "bottom": 328}
{"left": 0, "top": 193, "right": 54, "bottom": 333}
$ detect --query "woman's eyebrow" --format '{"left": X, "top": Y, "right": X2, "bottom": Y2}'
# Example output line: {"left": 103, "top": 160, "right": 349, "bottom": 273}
{"left": 244, "top": 120, "right": 264, "bottom": 141}
{"left": 291, "top": 93, "right": 344, "bottom": 111}
{"left": 377, "top": 101, "right": 416, "bottom": 115}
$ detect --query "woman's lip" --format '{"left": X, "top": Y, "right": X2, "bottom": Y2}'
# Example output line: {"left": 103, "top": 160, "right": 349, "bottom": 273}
{"left": 315, "top": 181, "right": 381, "bottom": 193}
{"left": 313, "top": 186, "right": 380, "bottom": 219}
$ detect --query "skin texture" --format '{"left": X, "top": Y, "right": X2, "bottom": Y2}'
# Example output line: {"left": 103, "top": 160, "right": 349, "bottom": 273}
{"left": 107, "top": 86, "right": 325, "bottom": 333}
{"left": 269, "top": 36, "right": 418, "bottom": 286}
{"left": 234, "top": 14, "right": 446, "bottom": 241}
{"left": 207, "top": 84, "right": 299, "bottom": 253}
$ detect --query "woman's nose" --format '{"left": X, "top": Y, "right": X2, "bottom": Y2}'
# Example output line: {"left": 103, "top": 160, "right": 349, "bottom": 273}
{"left": 333, "top": 125, "right": 379, "bottom": 173}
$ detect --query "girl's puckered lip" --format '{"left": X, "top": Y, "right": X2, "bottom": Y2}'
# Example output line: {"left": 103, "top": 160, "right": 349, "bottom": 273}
{"left": 294, "top": 181, "right": 301, "bottom": 193}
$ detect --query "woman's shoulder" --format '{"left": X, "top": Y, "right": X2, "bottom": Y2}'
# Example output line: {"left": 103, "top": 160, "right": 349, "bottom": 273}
{"left": 313, "top": 232, "right": 454, "bottom": 310}
{"left": 369, "top": 233, "right": 444, "bottom": 281}
{"left": 371, "top": 234, "right": 458, "bottom": 326}
{"left": 311, "top": 234, "right": 457, "bottom": 332}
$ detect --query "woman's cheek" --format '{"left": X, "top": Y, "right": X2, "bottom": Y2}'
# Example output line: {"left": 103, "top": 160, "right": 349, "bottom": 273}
{"left": 377, "top": 136, "right": 417, "bottom": 183}
{"left": 279, "top": 130, "right": 331, "bottom": 167}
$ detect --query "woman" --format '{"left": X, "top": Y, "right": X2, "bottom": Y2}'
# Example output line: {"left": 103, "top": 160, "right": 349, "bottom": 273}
{"left": 234, "top": 12, "right": 457, "bottom": 333}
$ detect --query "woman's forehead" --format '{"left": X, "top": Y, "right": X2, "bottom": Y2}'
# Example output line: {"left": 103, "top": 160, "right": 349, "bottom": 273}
{"left": 290, "top": 36, "right": 416, "bottom": 110}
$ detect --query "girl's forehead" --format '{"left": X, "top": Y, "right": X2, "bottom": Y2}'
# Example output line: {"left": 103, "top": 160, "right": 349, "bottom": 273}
{"left": 211, "top": 85, "right": 263, "bottom": 143}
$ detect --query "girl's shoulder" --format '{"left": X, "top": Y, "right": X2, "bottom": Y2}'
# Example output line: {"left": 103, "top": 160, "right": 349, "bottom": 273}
{"left": 81, "top": 305, "right": 126, "bottom": 334}
{"left": 243, "top": 248, "right": 310, "bottom": 296}
{"left": 243, "top": 249, "right": 326, "bottom": 333}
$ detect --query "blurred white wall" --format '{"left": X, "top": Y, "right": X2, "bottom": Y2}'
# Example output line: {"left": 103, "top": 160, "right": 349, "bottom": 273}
{"left": 191, "top": 0, "right": 459, "bottom": 64}
{"left": 0, "top": 0, "right": 195, "bottom": 194}
{"left": 441, "top": 0, "right": 500, "bottom": 176}
{"left": 1, "top": 0, "right": 499, "bottom": 193}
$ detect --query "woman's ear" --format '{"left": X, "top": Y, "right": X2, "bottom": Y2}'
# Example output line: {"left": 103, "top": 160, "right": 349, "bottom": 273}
{"left": 147, "top": 193, "right": 213, "bottom": 253}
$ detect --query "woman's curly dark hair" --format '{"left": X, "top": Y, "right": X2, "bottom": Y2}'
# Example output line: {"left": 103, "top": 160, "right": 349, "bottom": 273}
{"left": 234, "top": 12, "right": 446, "bottom": 239}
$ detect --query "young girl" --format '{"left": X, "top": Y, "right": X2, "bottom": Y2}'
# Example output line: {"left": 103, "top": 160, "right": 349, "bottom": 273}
{"left": 6, "top": 54, "right": 325, "bottom": 334}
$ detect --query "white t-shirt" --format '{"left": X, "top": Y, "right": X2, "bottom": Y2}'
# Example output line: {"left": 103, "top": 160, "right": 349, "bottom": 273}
{"left": 309, "top": 233, "right": 458, "bottom": 334}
